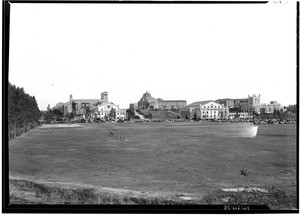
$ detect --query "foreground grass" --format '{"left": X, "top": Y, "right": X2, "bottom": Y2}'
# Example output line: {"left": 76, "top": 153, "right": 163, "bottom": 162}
{"left": 9, "top": 178, "right": 297, "bottom": 209}
{"left": 9, "top": 178, "right": 198, "bottom": 205}
{"left": 203, "top": 186, "right": 297, "bottom": 210}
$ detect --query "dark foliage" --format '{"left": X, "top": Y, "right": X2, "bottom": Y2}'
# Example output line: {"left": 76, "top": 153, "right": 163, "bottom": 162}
{"left": 8, "top": 83, "right": 41, "bottom": 140}
{"left": 286, "top": 104, "right": 297, "bottom": 113}
{"left": 126, "top": 109, "right": 135, "bottom": 120}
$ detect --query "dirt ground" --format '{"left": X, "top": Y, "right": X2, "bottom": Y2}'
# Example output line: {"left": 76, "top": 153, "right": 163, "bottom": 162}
{"left": 9, "top": 122, "right": 297, "bottom": 205}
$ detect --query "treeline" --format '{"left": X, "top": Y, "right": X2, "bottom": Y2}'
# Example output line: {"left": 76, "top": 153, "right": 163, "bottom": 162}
{"left": 8, "top": 83, "right": 41, "bottom": 140}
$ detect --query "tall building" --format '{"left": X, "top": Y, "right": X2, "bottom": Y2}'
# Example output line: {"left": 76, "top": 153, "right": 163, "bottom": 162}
{"left": 248, "top": 94, "right": 261, "bottom": 114}
{"left": 138, "top": 91, "right": 159, "bottom": 109}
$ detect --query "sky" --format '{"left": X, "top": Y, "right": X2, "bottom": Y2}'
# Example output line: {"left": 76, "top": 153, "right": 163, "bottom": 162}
{"left": 8, "top": 2, "right": 297, "bottom": 110}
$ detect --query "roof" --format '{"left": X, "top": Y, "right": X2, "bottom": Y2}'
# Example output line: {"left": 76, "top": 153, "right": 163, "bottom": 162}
{"left": 186, "top": 100, "right": 213, "bottom": 107}
{"left": 72, "top": 99, "right": 102, "bottom": 103}
{"left": 158, "top": 100, "right": 187, "bottom": 102}
{"left": 215, "top": 98, "right": 248, "bottom": 102}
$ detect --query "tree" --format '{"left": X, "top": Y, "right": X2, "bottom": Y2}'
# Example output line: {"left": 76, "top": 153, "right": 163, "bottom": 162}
{"left": 71, "top": 102, "right": 77, "bottom": 113}
{"left": 144, "top": 101, "right": 150, "bottom": 109}
{"left": 66, "top": 112, "right": 75, "bottom": 120}
{"left": 8, "top": 83, "right": 41, "bottom": 139}
{"left": 53, "top": 109, "right": 63, "bottom": 119}
{"left": 235, "top": 111, "right": 240, "bottom": 119}
{"left": 44, "top": 109, "right": 55, "bottom": 121}
{"left": 193, "top": 112, "right": 197, "bottom": 120}
{"left": 109, "top": 108, "right": 116, "bottom": 120}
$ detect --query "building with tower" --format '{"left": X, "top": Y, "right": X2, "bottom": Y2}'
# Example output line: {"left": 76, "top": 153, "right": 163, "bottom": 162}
{"left": 137, "top": 91, "right": 187, "bottom": 110}
{"left": 248, "top": 94, "right": 261, "bottom": 114}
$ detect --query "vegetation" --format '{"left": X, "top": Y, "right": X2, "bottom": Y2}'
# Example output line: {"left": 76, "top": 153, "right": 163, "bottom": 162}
{"left": 109, "top": 108, "right": 116, "bottom": 120}
{"left": 286, "top": 104, "right": 297, "bottom": 114}
{"left": 41, "top": 108, "right": 64, "bottom": 122}
{"left": 9, "top": 178, "right": 189, "bottom": 205}
{"left": 257, "top": 109, "right": 296, "bottom": 121}
{"left": 126, "top": 109, "right": 135, "bottom": 120}
{"left": 9, "top": 123, "right": 296, "bottom": 207}
{"left": 204, "top": 186, "right": 296, "bottom": 210}
{"left": 8, "top": 83, "right": 41, "bottom": 140}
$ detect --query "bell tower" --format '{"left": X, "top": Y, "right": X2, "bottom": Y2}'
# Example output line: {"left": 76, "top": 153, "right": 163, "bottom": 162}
{"left": 101, "top": 91, "right": 108, "bottom": 102}
{"left": 70, "top": 94, "right": 73, "bottom": 103}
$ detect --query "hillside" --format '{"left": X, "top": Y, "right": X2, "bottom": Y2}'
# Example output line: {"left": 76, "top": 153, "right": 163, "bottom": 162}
{"left": 138, "top": 109, "right": 180, "bottom": 120}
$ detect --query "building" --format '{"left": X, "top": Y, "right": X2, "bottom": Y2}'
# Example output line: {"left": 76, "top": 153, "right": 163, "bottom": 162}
{"left": 215, "top": 98, "right": 249, "bottom": 112}
{"left": 228, "top": 112, "right": 250, "bottom": 119}
{"left": 260, "top": 101, "right": 282, "bottom": 114}
{"left": 157, "top": 100, "right": 187, "bottom": 110}
{"left": 179, "top": 108, "right": 191, "bottom": 119}
{"left": 129, "top": 103, "right": 138, "bottom": 110}
{"left": 96, "top": 102, "right": 126, "bottom": 121}
{"left": 214, "top": 98, "right": 235, "bottom": 109}
{"left": 137, "top": 91, "right": 186, "bottom": 110}
{"left": 187, "top": 100, "right": 228, "bottom": 120}
{"left": 54, "top": 91, "right": 126, "bottom": 120}
{"left": 248, "top": 94, "right": 261, "bottom": 114}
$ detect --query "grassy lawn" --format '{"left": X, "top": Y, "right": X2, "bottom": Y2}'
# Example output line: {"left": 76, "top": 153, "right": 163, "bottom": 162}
{"left": 9, "top": 122, "right": 297, "bottom": 207}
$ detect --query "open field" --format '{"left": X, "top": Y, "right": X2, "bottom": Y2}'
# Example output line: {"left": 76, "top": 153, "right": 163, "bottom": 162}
{"left": 9, "top": 122, "right": 297, "bottom": 207}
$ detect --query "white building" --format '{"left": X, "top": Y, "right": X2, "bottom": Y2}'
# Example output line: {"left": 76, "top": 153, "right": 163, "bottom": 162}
{"left": 228, "top": 112, "right": 250, "bottom": 119}
{"left": 261, "top": 101, "right": 282, "bottom": 114}
{"left": 97, "top": 102, "right": 126, "bottom": 121}
{"left": 187, "top": 100, "right": 228, "bottom": 119}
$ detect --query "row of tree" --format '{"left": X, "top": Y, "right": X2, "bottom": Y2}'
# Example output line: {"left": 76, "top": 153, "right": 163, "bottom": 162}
{"left": 8, "top": 83, "right": 41, "bottom": 140}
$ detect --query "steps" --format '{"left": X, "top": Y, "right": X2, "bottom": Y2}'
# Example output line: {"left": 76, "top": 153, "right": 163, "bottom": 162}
{"left": 134, "top": 110, "right": 145, "bottom": 120}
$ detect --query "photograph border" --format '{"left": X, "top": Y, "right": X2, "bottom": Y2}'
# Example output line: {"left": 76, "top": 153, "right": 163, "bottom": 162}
{"left": 2, "top": 0, "right": 299, "bottom": 213}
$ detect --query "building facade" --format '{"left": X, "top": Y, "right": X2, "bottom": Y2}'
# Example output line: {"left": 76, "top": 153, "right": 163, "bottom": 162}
{"left": 248, "top": 94, "right": 261, "bottom": 114}
{"left": 157, "top": 100, "right": 187, "bottom": 110}
{"left": 215, "top": 98, "right": 249, "bottom": 112}
{"left": 97, "top": 102, "right": 126, "bottom": 121}
{"left": 187, "top": 100, "right": 228, "bottom": 120}
{"left": 260, "top": 101, "right": 282, "bottom": 114}
{"left": 138, "top": 91, "right": 158, "bottom": 109}
{"left": 54, "top": 91, "right": 125, "bottom": 120}
{"left": 137, "top": 91, "right": 186, "bottom": 110}
{"left": 228, "top": 112, "right": 250, "bottom": 119}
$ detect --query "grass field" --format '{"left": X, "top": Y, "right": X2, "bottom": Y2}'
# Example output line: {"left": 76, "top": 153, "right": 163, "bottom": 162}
{"left": 9, "top": 122, "right": 297, "bottom": 207}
